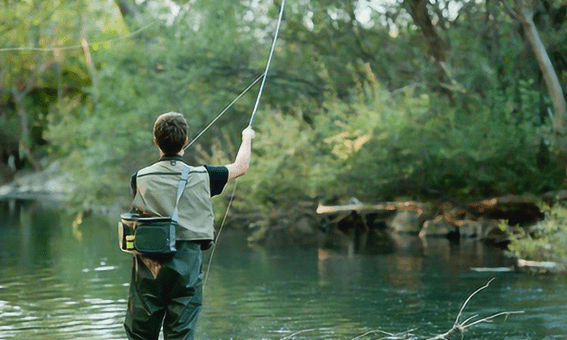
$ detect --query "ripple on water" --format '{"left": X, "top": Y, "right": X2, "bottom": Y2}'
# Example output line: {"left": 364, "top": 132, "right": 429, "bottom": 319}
{"left": 0, "top": 263, "right": 128, "bottom": 340}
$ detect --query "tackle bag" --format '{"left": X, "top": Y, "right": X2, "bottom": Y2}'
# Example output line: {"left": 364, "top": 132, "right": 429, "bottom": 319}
{"left": 119, "top": 213, "right": 177, "bottom": 254}
{"left": 118, "top": 165, "right": 191, "bottom": 255}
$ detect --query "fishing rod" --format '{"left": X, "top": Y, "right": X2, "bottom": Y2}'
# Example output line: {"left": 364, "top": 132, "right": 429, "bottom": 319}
{"left": 248, "top": 0, "right": 286, "bottom": 128}
{"left": 189, "top": 0, "right": 285, "bottom": 151}
{"left": 203, "top": 0, "right": 286, "bottom": 293}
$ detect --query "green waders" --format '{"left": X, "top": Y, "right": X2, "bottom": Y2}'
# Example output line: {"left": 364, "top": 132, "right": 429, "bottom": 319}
{"left": 124, "top": 241, "right": 203, "bottom": 340}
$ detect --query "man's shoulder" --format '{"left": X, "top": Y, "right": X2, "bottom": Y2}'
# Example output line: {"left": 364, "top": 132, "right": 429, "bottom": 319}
{"left": 137, "top": 162, "right": 210, "bottom": 177}
{"left": 136, "top": 162, "right": 163, "bottom": 176}
{"left": 192, "top": 165, "right": 209, "bottom": 172}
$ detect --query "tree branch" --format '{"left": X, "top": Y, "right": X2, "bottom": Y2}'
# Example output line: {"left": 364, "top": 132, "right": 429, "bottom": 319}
{"left": 500, "top": 0, "right": 521, "bottom": 20}
{"left": 81, "top": 15, "right": 99, "bottom": 106}
{"left": 114, "top": 0, "right": 143, "bottom": 25}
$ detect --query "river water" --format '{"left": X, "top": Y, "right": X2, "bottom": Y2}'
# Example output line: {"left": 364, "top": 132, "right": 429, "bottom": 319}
{"left": 0, "top": 199, "right": 565, "bottom": 340}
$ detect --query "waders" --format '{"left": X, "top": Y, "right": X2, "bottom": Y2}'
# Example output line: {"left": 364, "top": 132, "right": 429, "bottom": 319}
{"left": 125, "top": 242, "right": 203, "bottom": 340}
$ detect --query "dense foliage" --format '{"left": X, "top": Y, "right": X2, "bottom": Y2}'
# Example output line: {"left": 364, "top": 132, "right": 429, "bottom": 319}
{"left": 506, "top": 203, "right": 567, "bottom": 271}
{"left": 1, "top": 0, "right": 566, "bottom": 222}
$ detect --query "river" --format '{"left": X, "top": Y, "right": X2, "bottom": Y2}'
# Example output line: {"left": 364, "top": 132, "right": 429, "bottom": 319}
{"left": 0, "top": 199, "right": 565, "bottom": 339}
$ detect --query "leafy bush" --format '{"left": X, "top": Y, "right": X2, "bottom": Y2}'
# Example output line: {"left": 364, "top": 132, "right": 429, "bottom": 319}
{"left": 506, "top": 203, "right": 567, "bottom": 270}
{"left": 195, "top": 109, "right": 342, "bottom": 227}
{"left": 46, "top": 13, "right": 263, "bottom": 209}
{"left": 38, "top": 1, "right": 567, "bottom": 224}
{"left": 333, "top": 83, "right": 566, "bottom": 202}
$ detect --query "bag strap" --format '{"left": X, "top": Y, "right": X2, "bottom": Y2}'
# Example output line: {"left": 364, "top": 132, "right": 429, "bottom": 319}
{"left": 171, "top": 165, "right": 191, "bottom": 224}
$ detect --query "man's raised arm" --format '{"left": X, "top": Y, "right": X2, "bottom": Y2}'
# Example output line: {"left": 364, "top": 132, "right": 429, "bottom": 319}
{"left": 226, "top": 126, "right": 255, "bottom": 181}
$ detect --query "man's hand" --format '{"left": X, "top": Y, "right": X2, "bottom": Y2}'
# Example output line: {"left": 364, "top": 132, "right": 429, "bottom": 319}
{"left": 242, "top": 126, "right": 255, "bottom": 140}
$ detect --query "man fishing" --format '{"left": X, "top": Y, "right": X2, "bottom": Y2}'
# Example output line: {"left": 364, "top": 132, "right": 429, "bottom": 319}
{"left": 124, "top": 112, "right": 255, "bottom": 340}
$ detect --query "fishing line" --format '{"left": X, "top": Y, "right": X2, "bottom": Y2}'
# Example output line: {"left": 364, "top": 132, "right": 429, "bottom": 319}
{"left": 202, "top": 0, "right": 286, "bottom": 293}
{"left": 194, "top": 72, "right": 265, "bottom": 291}
{"left": 187, "top": 0, "right": 287, "bottom": 150}
{"left": 184, "top": 73, "right": 264, "bottom": 151}
{"left": 202, "top": 179, "right": 238, "bottom": 293}
{"left": 0, "top": 22, "right": 156, "bottom": 53}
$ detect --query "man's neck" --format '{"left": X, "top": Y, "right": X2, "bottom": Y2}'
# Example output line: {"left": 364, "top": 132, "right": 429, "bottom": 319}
{"left": 158, "top": 150, "right": 184, "bottom": 158}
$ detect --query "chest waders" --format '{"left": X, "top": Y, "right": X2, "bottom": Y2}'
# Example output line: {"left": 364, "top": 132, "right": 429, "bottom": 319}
{"left": 124, "top": 241, "right": 203, "bottom": 340}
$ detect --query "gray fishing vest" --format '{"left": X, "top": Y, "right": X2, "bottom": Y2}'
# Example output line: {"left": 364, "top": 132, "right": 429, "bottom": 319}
{"left": 131, "top": 160, "right": 215, "bottom": 241}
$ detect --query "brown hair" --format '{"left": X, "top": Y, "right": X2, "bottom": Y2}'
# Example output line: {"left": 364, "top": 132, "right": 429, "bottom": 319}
{"left": 153, "top": 112, "right": 188, "bottom": 156}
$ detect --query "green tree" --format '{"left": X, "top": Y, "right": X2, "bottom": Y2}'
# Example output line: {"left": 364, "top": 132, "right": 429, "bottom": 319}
{"left": 0, "top": 0, "right": 128, "bottom": 180}
{"left": 502, "top": 0, "right": 567, "bottom": 158}
{"left": 3, "top": 0, "right": 567, "bottom": 227}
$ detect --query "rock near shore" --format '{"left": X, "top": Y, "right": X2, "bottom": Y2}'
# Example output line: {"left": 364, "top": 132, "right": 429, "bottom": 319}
{"left": 0, "top": 161, "right": 73, "bottom": 201}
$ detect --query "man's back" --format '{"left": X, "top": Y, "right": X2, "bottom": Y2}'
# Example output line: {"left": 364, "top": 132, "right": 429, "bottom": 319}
{"left": 132, "top": 158, "right": 215, "bottom": 241}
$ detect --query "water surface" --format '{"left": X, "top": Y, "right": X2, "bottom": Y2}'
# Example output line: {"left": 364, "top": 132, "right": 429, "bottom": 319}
{"left": 0, "top": 200, "right": 565, "bottom": 339}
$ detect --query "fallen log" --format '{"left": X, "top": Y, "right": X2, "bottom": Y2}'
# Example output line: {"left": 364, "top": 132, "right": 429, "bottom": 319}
{"left": 315, "top": 191, "right": 567, "bottom": 239}
{"left": 316, "top": 201, "right": 429, "bottom": 215}
{"left": 517, "top": 258, "right": 566, "bottom": 273}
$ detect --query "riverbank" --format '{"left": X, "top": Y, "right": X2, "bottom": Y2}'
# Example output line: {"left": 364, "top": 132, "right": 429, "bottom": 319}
{"left": 3, "top": 164, "right": 566, "bottom": 274}
{"left": 0, "top": 164, "right": 559, "bottom": 243}
{"left": 243, "top": 192, "right": 564, "bottom": 247}
{"left": 0, "top": 161, "right": 73, "bottom": 201}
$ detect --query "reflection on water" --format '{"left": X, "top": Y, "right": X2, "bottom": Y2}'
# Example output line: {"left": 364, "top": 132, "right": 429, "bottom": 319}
{"left": 0, "top": 200, "right": 130, "bottom": 340}
{"left": 0, "top": 200, "right": 566, "bottom": 340}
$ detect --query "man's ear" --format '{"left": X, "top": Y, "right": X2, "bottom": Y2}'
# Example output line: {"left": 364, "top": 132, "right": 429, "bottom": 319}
{"left": 153, "top": 137, "right": 159, "bottom": 148}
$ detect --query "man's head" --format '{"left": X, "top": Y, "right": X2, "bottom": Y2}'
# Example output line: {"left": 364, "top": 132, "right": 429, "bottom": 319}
{"left": 153, "top": 112, "right": 189, "bottom": 156}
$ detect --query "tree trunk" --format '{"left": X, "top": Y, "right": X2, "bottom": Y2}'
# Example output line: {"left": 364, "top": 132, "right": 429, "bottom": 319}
{"left": 11, "top": 93, "right": 42, "bottom": 172}
{"left": 81, "top": 15, "right": 99, "bottom": 107}
{"left": 9, "top": 62, "right": 50, "bottom": 172}
{"left": 404, "top": 0, "right": 460, "bottom": 98}
{"left": 405, "top": 0, "right": 446, "bottom": 63}
{"left": 516, "top": 2, "right": 567, "bottom": 156}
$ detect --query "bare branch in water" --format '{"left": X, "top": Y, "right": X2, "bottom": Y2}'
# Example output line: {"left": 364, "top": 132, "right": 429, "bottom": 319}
{"left": 284, "top": 279, "right": 522, "bottom": 340}
{"left": 280, "top": 328, "right": 320, "bottom": 340}
{"left": 350, "top": 328, "right": 417, "bottom": 340}
{"left": 425, "top": 278, "right": 523, "bottom": 340}
{"left": 461, "top": 311, "right": 524, "bottom": 329}
{"left": 454, "top": 277, "right": 495, "bottom": 328}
